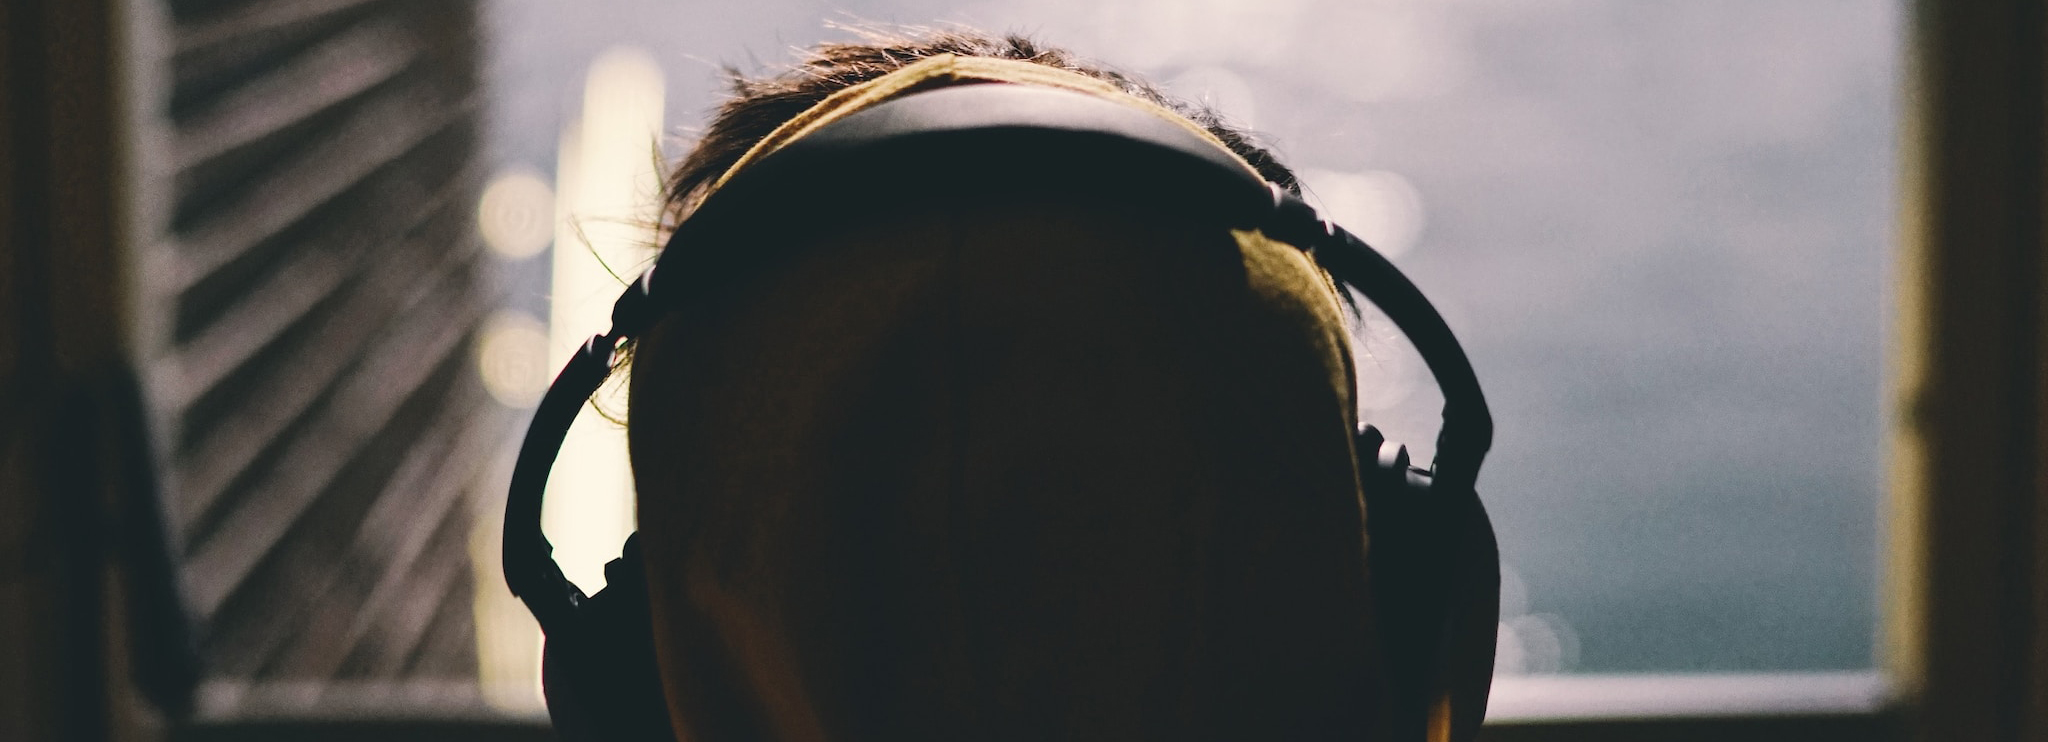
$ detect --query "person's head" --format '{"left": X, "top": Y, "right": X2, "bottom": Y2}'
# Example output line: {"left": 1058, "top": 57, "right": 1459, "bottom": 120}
{"left": 616, "top": 26, "right": 1488, "bottom": 742}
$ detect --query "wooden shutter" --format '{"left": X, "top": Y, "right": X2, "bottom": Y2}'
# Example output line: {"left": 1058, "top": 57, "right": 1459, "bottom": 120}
{"left": 145, "top": 0, "right": 500, "bottom": 711}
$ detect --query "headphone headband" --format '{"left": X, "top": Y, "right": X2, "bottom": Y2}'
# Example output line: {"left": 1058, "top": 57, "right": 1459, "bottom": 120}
{"left": 504, "top": 82, "right": 1493, "bottom": 634}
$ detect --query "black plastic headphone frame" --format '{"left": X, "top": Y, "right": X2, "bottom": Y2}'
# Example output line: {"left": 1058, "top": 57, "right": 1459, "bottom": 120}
{"left": 503, "top": 83, "right": 1495, "bottom": 742}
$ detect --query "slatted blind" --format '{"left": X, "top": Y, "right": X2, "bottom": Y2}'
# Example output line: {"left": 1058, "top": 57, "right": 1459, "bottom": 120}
{"left": 143, "top": 0, "right": 499, "bottom": 711}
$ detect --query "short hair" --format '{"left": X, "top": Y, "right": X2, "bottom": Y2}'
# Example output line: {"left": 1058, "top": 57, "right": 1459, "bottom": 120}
{"left": 659, "top": 26, "right": 1301, "bottom": 231}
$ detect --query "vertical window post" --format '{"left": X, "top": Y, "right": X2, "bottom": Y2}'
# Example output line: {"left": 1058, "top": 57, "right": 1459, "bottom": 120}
{"left": 1890, "top": 1, "right": 2048, "bottom": 739}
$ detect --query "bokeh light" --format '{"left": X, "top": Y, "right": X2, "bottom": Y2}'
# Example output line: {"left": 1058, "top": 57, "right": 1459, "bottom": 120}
{"left": 1498, "top": 612, "right": 1583, "bottom": 676}
{"left": 475, "top": 310, "right": 552, "bottom": 408}
{"left": 1299, "top": 168, "right": 1426, "bottom": 259}
{"left": 1165, "top": 65, "right": 1260, "bottom": 129}
{"left": 478, "top": 169, "right": 557, "bottom": 260}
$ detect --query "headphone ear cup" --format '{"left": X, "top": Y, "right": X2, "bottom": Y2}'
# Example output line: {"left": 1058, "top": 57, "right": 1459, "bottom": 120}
{"left": 1357, "top": 427, "right": 1456, "bottom": 736}
{"left": 1356, "top": 425, "right": 1500, "bottom": 741}
{"left": 1436, "top": 481, "right": 1500, "bottom": 740}
{"left": 540, "top": 534, "right": 676, "bottom": 742}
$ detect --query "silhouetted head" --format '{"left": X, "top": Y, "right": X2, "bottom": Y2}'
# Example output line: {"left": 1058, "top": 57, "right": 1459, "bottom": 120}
{"left": 622, "top": 27, "right": 1400, "bottom": 740}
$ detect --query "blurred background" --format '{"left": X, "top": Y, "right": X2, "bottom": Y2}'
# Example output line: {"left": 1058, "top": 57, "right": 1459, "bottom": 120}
{"left": 12, "top": 0, "right": 2048, "bottom": 741}
{"left": 480, "top": 0, "right": 1900, "bottom": 706}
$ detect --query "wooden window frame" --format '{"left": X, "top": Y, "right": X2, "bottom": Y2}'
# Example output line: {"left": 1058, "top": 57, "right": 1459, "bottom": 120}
{"left": 180, "top": 0, "right": 2048, "bottom": 738}
{"left": 11, "top": 0, "right": 2038, "bottom": 739}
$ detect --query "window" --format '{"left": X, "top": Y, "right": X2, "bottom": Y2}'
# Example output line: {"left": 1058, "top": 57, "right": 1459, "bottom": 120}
{"left": 39, "top": 0, "right": 2023, "bottom": 737}
{"left": 475, "top": 0, "right": 1902, "bottom": 722}
{"left": 25, "top": 0, "right": 2040, "bottom": 740}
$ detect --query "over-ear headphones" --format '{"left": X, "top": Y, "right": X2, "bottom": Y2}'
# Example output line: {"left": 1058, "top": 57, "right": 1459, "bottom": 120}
{"left": 505, "top": 81, "right": 1498, "bottom": 742}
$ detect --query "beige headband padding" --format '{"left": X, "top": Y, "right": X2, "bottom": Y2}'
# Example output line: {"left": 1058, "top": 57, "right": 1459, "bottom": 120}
{"left": 704, "top": 53, "right": 1265, "bottom": 199}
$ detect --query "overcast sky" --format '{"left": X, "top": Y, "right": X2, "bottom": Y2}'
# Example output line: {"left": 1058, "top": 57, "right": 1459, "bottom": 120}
{"left": 482, "top": 0, "right": 1904, "bottom": 673}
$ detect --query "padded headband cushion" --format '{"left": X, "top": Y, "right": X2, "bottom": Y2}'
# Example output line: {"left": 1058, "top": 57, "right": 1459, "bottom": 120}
{"left": 702, "top": 53, "right": 1265, "bottom": 198}
{"left": 629, "top": 71, "right": 1283, "bottom": 324}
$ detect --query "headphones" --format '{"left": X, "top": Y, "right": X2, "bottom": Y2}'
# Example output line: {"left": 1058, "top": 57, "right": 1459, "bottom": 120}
{"left": 504, "top": 81, "right": 1498, "bottom": 742}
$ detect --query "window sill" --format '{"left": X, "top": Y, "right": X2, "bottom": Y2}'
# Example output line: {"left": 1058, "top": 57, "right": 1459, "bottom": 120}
{"left": 1480, "top": 671, "right": 1898, "bottom": 742}
{"left": 1487, "top": 671, "right": 1890, "bottom": 720}
{"left": 171, "top": 673, "right": 1900, "bottom": 742}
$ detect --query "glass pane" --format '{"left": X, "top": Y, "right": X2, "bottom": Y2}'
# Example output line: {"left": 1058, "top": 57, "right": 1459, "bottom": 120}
{"left": 479, "top": 0, "right": 1901, "bottom": 696}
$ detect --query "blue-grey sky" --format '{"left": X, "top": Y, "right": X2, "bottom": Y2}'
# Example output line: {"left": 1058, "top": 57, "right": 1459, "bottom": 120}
{"left": 481, "top": 0, "right": 1903, "bottom": 673}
